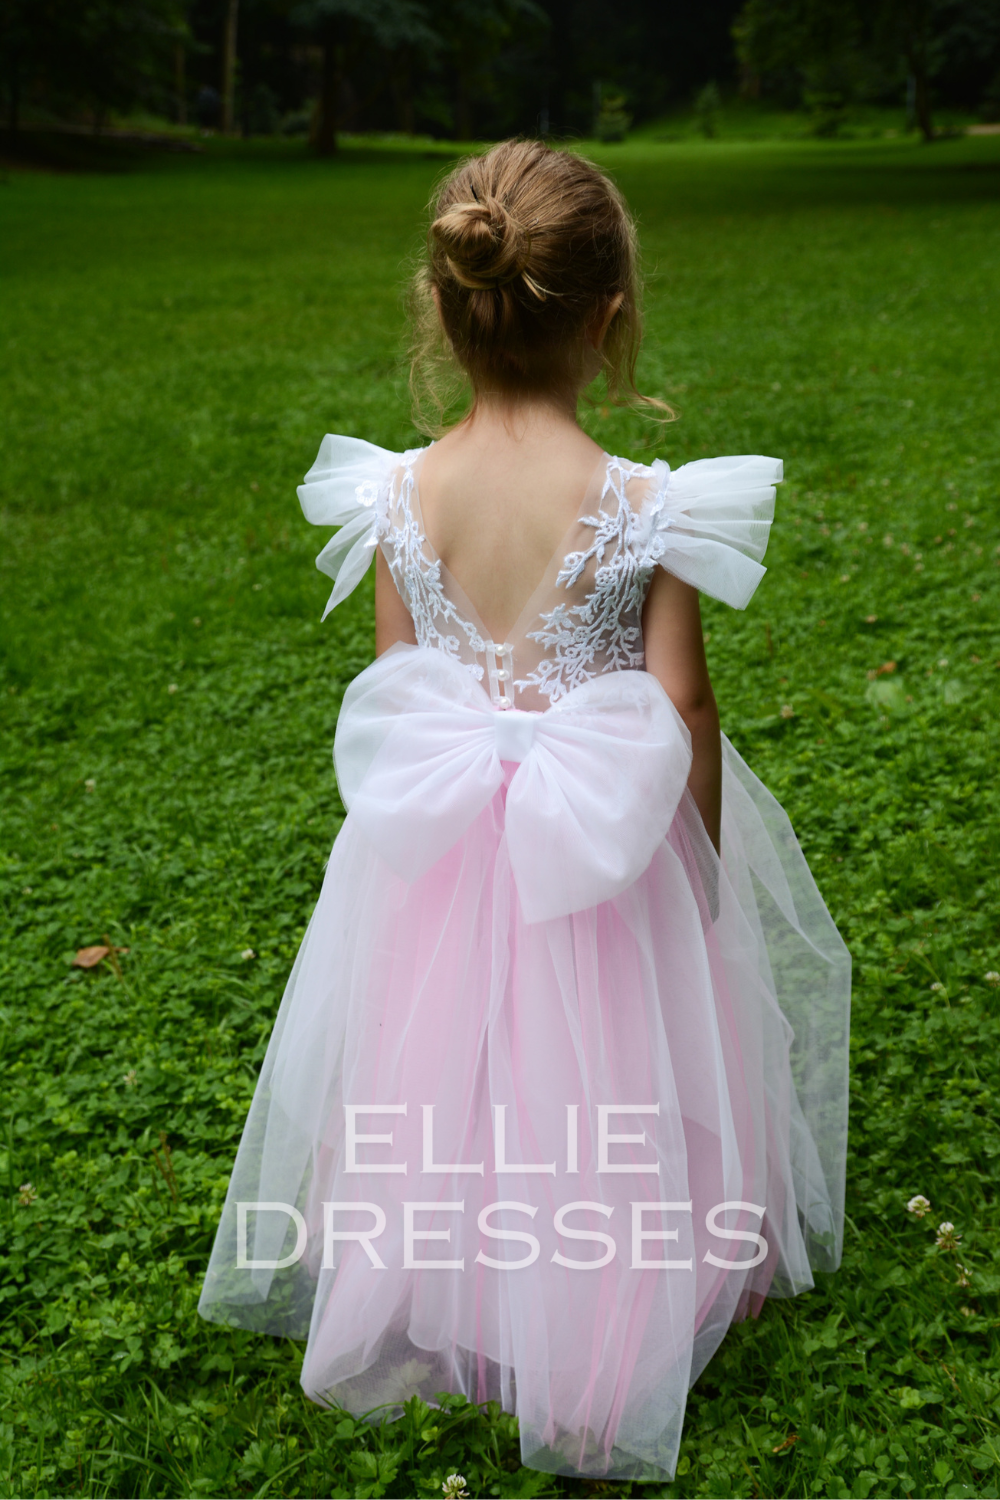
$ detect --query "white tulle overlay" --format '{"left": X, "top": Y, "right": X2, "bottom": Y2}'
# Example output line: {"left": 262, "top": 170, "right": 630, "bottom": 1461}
{"left": 199, "top": 439, "right": 850, "bottom": 1482}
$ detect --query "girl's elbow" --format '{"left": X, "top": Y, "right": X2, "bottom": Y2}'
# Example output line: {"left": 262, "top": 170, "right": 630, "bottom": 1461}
{"left": 674, "top": 687, "right": 719, "bottom": 730}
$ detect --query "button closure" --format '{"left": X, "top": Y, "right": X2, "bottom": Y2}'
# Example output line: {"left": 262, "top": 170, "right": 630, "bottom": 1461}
{"left": 485, "top": 639, "right": 515, "bottom": 709}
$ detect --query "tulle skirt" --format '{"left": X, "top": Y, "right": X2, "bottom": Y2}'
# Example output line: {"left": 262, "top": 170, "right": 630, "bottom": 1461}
{"left": 198, "top": 738, "right": 849, "bottom": 1481}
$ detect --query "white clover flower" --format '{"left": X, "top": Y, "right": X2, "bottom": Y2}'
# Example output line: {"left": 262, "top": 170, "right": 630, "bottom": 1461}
{"left": 780, "top": 704, "right": 794, "bottom": 719}
{"left": 930, "top": 981, "right": 945, "bottom": 993}
{"left": 986, "top": 972, "right": 1000, "bottom": 986}
{"left": 241, "top": 948, "right": 256, "bottom": 961}
{"left": 123, "top": 1069, "right": 137, "bottom": 1087}
{"left": 936, "top": 1222, "right": 960, "bottom": 1249}
{"left": 17, "top": 1183, "right": 37, "bottom": 1207}
{"left": 167, "top": 683, "right": 178, "bottom": 694}
{"left": 956, "top": 1265, "right": 972, "bottom": 1287}
{"left": 906, "top": 1195, "right": 931, "bottom": 1217}
{"left": 441, "top": 1476, "right": 469, "bottom": 1499}
{"left": 85, "top": 779, "right": 96, "bottom": 792}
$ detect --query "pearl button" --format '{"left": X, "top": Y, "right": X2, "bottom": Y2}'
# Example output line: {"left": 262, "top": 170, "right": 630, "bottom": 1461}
{"left": 498, "top": 696, "right": 512, "bottom": 709}
{"left": 496, "top": 669, "right": 509, "bottom": 681}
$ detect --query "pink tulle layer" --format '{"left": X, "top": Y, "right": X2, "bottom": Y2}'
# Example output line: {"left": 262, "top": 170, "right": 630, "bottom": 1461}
{"left": 199, "top": 739, "right": 849, "bottom": 1481}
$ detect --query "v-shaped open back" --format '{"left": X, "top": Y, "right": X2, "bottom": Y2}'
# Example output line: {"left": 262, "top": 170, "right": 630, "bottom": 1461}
{"left": 410, "top": 446, "right": 614, "bottom": 650}
{"left": 379, "top": 448, "right": 664, "bottom": 712}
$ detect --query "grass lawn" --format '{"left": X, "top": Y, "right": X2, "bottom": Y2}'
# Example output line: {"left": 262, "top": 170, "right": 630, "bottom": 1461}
{"left": 2, "top": 130, "right": 1000, "bottom": 1500}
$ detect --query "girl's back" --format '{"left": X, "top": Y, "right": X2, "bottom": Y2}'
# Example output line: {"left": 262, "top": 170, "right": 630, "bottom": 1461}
{"left": 415, "top": 414, "right": 605, "bottom": 643}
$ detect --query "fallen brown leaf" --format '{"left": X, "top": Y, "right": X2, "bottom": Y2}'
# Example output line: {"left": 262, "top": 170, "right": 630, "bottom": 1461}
{"left": 73, "top": 945, "right": 110, "bottom": 968}
{"left": 72, "top": 944, "right": 130, "bottom": 969}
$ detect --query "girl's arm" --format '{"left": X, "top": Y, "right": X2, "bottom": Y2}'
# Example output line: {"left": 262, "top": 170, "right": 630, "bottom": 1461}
{"left": 375, "top": 547, "right": 418, "bottom": 657}
{"left": 641, "top": 568, "right": 722, "bottom": 852}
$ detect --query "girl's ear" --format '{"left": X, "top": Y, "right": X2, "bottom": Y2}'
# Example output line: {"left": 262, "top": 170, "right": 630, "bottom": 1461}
{"left": 588, "top": 292, "right": 625, "bottom": 351}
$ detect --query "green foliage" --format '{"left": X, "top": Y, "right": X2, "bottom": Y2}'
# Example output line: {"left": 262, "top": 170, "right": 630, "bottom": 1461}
{"left": 732, "top": 0, "right": 1000, "bottom": 138}
{"left": 693, "top": 81, "right": 723, "bottom": 138}
{"left": 2, "top": 131, "right": 1000, "bottom": 1498}
{"left": 1, "top": 0, "right": 188, "bottom": 129}
{"left": 595, "top": 88, "right": 633, "bottom": 143}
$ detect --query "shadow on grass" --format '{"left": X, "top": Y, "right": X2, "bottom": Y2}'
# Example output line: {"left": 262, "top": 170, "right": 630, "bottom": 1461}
{"left": 0, "top": 127, "right": 472, "bottom": 177}
{"left": 0, "top": 127, "right": 205, "bottom": 174}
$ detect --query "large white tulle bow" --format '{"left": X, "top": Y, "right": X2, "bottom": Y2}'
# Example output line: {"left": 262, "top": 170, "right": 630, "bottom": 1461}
{"left": 334, "top": 646, "right": 692, "bottom": 924}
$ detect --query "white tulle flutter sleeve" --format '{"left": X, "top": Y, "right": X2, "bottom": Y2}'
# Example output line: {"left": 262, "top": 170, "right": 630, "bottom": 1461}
{"left": 635, "top": 455, "right": 782, "bottom": 609}
{"left": 297, "top": 434, "right": 400, "bottom": 618}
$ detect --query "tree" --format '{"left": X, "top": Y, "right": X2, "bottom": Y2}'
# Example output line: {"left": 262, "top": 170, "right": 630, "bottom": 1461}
{"left": 291, "top": 0, "right": 439, "bottom": 153}
{"left": 428, "top": 0, "right": 547, "bottom": 140}
{"left": 734, "top": 0, "right": 1000, "bottom": 140}
{"left": 1, "top": 0, "right": 188, "bottom": 137}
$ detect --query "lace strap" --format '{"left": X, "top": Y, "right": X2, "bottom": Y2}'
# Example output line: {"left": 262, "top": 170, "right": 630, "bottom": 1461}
{"left": 297, "top": 434, "right": 401, "bottom": 618}
{"left": 635, "top": 455, "right": 781, "bottom": 609}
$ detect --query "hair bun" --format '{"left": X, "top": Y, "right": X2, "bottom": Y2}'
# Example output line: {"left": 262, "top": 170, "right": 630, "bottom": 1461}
{"left": 431, "top": 195, "right": 530, "bottom": 291}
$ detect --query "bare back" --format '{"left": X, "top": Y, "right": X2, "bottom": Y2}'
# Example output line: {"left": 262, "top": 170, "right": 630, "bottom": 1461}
{"left": 416, "top": 408, "right": 608, "bottom": 644}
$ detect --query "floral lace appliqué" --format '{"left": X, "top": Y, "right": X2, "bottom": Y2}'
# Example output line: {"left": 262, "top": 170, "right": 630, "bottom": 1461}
{"left": 381, "top": 459, "right": 486, "bottom": 680}
{"left": 514, "top": 459, "right": 656, "bottom": 704}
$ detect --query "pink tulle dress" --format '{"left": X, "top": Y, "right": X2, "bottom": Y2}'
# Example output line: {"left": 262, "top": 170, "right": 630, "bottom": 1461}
{"left": 198, "top": 435, "right": 850, "bottom": 1481}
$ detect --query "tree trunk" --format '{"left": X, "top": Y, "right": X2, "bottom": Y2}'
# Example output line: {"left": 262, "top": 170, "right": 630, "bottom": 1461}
{"left": 391, "top": 56, "right": 415, "bottom": 135}
{"left": 175, "top": 43, "right": 187, "bottom": 127}
{"left": 912, "top": 64, "right": 933, "bottom": 141}
{"left": 456, "top": 72, "right": 472, "bottom": 140}
{"left": 8, "top": 47, "right": 19, "bottom": 139}
{"left": 901, "top": 0, "right": 934, "bottom": 141}
{"left": 221, "top": 0, "right": 239, "bottom": 135}
{"left": 316, "top": 30, "right": 340, "bottom": 156}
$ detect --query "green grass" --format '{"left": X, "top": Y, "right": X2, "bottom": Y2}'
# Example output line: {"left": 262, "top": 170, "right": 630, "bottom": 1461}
{"left": 1, "top": 131, "right": 1000, "bottom": 1499}
{"left": 628, "top": 98, "right": 983, "bottom": 143}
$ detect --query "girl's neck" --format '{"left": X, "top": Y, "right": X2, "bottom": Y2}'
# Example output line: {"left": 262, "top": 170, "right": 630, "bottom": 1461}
{"left": 464, "top": 387, "right": 583, "bottom": 436}
{"left": 435, "top": 388, "right": 599, "bottom": 465}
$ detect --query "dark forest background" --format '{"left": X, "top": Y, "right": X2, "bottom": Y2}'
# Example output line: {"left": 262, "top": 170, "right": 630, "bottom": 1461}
{"left": 1, "top": 0, "right": 999, "bottom": 150}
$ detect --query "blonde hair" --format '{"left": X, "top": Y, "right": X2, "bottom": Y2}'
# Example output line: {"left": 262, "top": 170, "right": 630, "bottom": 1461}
{"left": 409, "top": 138, "right": 671, "bottom": 434}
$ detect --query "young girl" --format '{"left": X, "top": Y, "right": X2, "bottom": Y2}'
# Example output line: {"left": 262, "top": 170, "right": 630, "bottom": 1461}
{"left": 199, "top": 140, "right": 850, "bottom": 1482}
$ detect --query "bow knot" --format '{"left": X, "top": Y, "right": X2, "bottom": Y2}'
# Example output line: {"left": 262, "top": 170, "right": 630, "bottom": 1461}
{"left": 494, "top": 708, "right": 537, "bottom": 764}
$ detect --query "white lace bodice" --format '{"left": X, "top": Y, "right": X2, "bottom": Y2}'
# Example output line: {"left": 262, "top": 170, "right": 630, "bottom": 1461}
{"left": 298, "top": 435, "right": 780, "bottom": 712}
